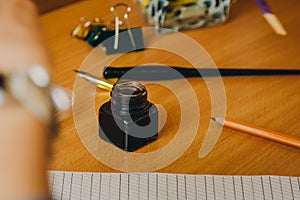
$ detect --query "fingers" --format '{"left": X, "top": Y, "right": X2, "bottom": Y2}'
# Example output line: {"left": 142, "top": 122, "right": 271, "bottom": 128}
{"left": 0, "top": 0, "right": 51, "bottom": 72}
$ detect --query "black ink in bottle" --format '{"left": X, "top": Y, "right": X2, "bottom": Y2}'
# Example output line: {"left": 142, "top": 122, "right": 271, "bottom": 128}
{"left": 99, "top": 81, "right": 158, "bottom": 152}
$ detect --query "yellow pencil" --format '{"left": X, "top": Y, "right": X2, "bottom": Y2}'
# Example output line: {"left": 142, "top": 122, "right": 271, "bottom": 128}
{"left": 212, "top": 117, "right": 300, "bottom": 149}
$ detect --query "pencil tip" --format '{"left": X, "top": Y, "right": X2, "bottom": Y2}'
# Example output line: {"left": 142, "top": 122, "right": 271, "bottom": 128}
{"left": 211, "top": 117, "right": 225, "bottom": 125}
{"left": 73, "top": 69, "right": 79, "bottom": 73}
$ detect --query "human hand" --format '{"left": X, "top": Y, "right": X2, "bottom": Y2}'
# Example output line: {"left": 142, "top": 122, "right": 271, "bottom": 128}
{"left": 0, "top": 0, "right": 52, "bottom": 199}
{"left": 0, "top": 0, "right": 51, "bottom": 71}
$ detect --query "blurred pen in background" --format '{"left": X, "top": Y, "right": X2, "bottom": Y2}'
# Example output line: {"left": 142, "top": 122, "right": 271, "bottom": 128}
{"left": 254, "top": 0, "right": 287, "bottom": 36}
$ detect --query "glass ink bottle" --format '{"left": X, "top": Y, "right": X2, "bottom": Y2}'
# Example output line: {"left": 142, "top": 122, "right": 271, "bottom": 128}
{"left": 99, "top": 81, "right": 158, "bottom": 152}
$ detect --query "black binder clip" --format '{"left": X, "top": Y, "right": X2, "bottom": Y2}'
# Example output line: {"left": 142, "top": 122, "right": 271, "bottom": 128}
{"left": 71, "top": 3, "right": 144, "bottom": 54}
{"left": 71, "top": 17, "right": 111, "bottom": 46}
{"left": 101, "top": 3, "right": 144, "bottom": 54}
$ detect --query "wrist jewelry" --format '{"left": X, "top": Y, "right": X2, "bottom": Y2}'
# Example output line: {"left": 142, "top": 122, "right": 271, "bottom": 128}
{"left": 0, "top": 64, "right": 71, "bottom": 135}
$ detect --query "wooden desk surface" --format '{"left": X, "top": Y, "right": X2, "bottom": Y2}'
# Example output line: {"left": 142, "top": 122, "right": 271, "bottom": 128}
{"left": 41, "top": 0, "right": 300, "bottom": 175}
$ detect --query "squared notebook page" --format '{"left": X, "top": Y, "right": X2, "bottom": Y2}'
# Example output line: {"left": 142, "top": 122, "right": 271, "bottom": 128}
{"left": 48, "top": 171, "right": 300, "bottom": 200}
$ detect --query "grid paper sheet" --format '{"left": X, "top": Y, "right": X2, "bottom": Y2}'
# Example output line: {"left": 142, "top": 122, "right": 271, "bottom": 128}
{"left": 49, "top": 171, "right": 300, "bottom": 200}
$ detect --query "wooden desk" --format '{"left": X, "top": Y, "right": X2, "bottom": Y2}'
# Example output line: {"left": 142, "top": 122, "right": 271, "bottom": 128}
{"left": 41, "top": 0, "right": 300, "bottom": 175}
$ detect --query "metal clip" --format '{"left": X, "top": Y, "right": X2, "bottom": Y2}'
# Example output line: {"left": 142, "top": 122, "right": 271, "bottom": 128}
{"left": 110, "top": 3, "right": 136, "bottom": 50}
{"left": 71, "top": 17, "right": 92, "bottom": 39}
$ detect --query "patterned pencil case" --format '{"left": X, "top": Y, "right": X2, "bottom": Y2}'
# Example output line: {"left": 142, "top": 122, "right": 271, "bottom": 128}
{"left": 138, "top": 0, "right": 234, "bottom": 31}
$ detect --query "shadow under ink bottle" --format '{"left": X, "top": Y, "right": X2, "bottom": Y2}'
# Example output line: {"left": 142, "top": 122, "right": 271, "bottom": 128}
{"left": 99, "top": 81, "right": 158, "bottom": 152}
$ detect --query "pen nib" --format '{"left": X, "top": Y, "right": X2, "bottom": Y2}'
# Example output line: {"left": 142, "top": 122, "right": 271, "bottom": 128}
{"left": 73, "top": 69, "right": 101, "bottom": 85}
{"left": 73, "top": 69, "right": 114, "bottom": 91}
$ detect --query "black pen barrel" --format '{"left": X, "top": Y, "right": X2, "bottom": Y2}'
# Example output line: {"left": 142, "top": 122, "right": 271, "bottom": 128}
{"left": 103, "top": 66, "right": 203, "bottom": 80}
{"left": 218, "top": 68, "right": 300, "bottom": 76}
{"left": 103, "top": 66, "right": 300, "bottom": 80}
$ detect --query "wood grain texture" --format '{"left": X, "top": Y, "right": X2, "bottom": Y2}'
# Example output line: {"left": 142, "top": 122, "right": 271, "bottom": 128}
{"left": 41, "top": 0, "right": 300, "bottom": 175}
{"left": 33, "top": 0, "right": 80, "bottom": 13}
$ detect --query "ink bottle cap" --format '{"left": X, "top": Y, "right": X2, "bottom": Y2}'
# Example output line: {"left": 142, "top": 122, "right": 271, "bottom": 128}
{"left": 99, "top": 80, "right": 158, "bottom": 152}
